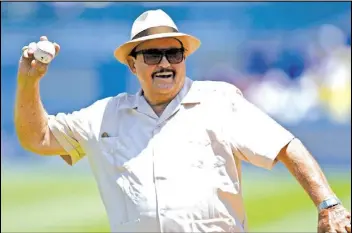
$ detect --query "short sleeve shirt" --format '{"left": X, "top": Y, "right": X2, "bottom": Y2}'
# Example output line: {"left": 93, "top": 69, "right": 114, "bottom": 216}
{"left": 48, "top": 78, "right": 295, "bottom": 232}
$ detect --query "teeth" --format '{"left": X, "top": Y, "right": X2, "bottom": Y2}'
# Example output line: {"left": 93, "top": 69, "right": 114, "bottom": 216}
{"left": 156, "top": 72, "right": 173, "bottom": 76}
{"left": 154, "top": 72, "right": 174, "bottom": 79}
{"left": 157, "top": 75, "right": 172, "bottom": 77}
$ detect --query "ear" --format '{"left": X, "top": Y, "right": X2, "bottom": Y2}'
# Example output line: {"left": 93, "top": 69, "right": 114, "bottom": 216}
{"left": 127, "top": 56, "right": 137, "bottom": 74}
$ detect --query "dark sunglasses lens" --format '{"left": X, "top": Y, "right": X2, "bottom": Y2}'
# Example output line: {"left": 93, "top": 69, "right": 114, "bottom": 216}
{"left": 143, "top": 52, "right": 163, "bottom": 65}
{"left": 166, "top": 49, "right": 184, "bottom": 64}
{"left": 141, "top": 48, "right": 184, "bottom": 65}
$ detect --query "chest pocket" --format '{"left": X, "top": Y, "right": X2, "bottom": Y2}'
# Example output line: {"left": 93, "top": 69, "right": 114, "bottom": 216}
{"left": 98, "top": 136, "right": 133, "bottom": 169}
{"left": 97, "top": 106, "right": 141, "bottom": 169}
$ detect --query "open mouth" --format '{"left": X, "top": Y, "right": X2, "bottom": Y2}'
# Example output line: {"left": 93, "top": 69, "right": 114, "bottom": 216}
{"left": 152, "top": 71, "right": 175, "bottom": 79}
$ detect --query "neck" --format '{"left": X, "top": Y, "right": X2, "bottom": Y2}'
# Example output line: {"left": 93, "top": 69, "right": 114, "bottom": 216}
{"left": 150, "top": 102, "right": 169, "bottom": 117}
{"left": 142, "top": 79, "right": 185, "bottom": 116}
{"left": 143, "top": 92, "right": 177, "bottom": 117}
{"left": 148, "top": 95, "right": 175, "bottom": 116}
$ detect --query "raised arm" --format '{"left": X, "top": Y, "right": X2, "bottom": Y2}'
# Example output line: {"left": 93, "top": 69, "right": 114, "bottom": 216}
{"left": 14, "top": 36, "right": 65, "bottom": 156}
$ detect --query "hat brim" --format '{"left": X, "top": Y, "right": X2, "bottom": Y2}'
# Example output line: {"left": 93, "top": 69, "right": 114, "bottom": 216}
{"left": 114, "top": 32, "right": 201, "bottom": 65}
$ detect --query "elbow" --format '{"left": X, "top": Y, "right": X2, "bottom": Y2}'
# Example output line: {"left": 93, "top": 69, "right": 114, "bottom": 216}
{"left": 17, "top": 137, "right": 38, "bottom": 154}
{"left": 17, "top": 135, "right": 42, "bottom": 155}
{"left": 14, "top": 123, "right": 31, "bottom": 151}
{"left": 14, "top": 119, "right": 54, "bottom": 156}
{"left": 16, "top": 131, "right": 47, "bottom": 156}
{"left": 15, "top": 127, "right": 31, "bottom": 151}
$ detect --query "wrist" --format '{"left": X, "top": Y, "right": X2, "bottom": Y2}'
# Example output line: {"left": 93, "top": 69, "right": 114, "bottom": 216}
{"left": 17, "top": 75, "right": 40, "bottom": 88}
{"left": 317, "top": 196, "right": 341, "bottom": 212}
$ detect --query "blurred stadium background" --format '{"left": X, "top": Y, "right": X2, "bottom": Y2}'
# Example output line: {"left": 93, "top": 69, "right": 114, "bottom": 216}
{"left": 1, "top": 2, "right": 351, "bottom": 232}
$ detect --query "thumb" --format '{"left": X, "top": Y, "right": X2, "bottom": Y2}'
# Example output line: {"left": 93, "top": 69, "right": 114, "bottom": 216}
{"left": 29, "top": 60, "right": 48, "bottom": 78}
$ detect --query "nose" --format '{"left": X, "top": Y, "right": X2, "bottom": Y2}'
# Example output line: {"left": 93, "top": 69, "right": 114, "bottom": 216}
{"left": 159, "top": 55, "right": 170, "bottom": 68}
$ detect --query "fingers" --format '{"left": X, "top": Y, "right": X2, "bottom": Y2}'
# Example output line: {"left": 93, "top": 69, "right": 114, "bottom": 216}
{"left": 332, "top": 221, "right": 351, "bottom": 233}
{"left": 40, "top": 36, "right": 48, "bottom": 41}
{"left": 21, "top": 36, "right": 60, "bottom": 61}
{"left": 22, "top": 49, "right": 29, "bottom": 59}
{"left": 22, "top": 45, "right": 30, "bottom": 59}
{"left": 28, "top": 42, "right": 37, "bottom": 54}
{"left": 28, "top": 59, "right": 48, "bottom": 77}
{"left": 22, "top": 46, "right": 28, "bottom": 52}
{"left": 21, "top": 42, "right": 36, "bottom": 59}
{"left": 31, "top": 58, "right": 48, "bottom": 70}
{"left": 319, "top": 208, "right": 352, "bottom": 233}
{"left": 19, "top": 36, "right": 59, "bottom": 79}
{"left": 53, "top": 42, "right": 60, "bottom": 57}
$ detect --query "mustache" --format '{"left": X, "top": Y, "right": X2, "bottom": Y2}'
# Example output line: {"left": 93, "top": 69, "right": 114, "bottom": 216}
{"left": 152, "top": 68, "right": 175, "bottom": 76}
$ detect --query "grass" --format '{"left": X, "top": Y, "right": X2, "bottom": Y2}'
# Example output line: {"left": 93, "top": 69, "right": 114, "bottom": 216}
{"left": 1, "top": 165, "right": 351, "bottom": 232}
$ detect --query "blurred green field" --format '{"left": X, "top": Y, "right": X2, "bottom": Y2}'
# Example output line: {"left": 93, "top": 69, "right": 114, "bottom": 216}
{"left": 1, "top": 166, "right": 350, "bottom": 232}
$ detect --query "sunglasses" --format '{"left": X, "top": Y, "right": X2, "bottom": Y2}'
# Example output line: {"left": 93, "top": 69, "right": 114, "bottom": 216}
{"left": 132, "top": 48, "right": 185, "bottom": 65}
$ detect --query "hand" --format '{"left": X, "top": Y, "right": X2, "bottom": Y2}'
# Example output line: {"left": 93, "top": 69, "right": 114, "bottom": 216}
{"left": 18, "top": 36, "right": 60, "bottom": 81}
{"left": 318, "top": 204, "right": 351, "bottom": 233}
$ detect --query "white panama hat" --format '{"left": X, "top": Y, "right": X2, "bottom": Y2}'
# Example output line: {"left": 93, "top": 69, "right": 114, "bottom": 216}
{"left": 114, "top": 9, "right": 201, "bottom": 65}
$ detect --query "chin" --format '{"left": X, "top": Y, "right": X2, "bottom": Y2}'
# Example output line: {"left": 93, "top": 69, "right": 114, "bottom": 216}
{"left": 155, "top": 87, "right": 176, "bottom": 95}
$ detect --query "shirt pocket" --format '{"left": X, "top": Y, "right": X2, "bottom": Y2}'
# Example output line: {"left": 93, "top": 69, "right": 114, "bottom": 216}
{"left": 98, "top": 136, "right": 134, "bottom": 169}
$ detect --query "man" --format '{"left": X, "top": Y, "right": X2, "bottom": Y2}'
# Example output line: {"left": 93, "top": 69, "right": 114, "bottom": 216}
{"left": 15, "top": 9, "right": 350, "bottom": 233}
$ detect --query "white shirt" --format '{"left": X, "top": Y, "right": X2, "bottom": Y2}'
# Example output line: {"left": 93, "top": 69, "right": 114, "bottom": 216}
{"left": 48, "top": 78, "right": 295, "bottom": 232}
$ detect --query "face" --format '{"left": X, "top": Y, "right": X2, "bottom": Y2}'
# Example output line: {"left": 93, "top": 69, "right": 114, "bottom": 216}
{"left": 127, "top": 37, "right": 186, "bottom": 105}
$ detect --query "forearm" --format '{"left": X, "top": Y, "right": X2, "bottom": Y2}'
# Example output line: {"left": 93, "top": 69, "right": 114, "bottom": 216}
{"left": 14, "top": 76, "right": 50, "bottom": 152}
{"left": 277, "top": 138, "right": 335, "bottom": 207}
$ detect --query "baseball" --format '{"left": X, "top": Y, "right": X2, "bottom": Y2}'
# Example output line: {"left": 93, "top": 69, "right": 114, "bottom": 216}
{"left": 33, "top": 41, "right": 56, "bottom": 64}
